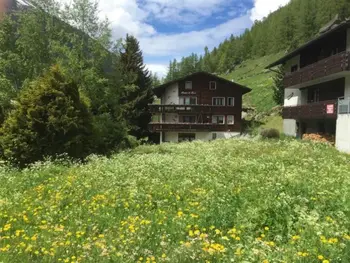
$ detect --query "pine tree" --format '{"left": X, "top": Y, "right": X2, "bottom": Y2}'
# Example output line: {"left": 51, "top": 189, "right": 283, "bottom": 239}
{"left": 120, "top": 35, "right": 154, "bottom": 139}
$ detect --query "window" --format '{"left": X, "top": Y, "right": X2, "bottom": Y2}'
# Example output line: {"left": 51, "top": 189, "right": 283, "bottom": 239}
{"left": 227, "top": 97, "right": 235, "bottom": 106}
{"left": 179, "top": 97, "right": 197, "bottom": 105}
{"left": 185, "top": 81, "right": 192, "bottom": 90}
{"left": 227, "top": 115, "right": 234, "bottom": 125}
{"left": 291, "top": 65, "right": 298, "bottom": 73}
{"left": 181, "top": 116, "right": 196, "bottom": 123}
{"left": 212, "top": 97, "right": 225, "bottom": 106}
{"left": 179, "top": 133, "right": 196, "bottom": 143}
{"left": 212, "top": 133, "right": 217, "bottom": 140}
{"left": 209, "top": 81, "right": 217, "bottom": 90}
{"left": 212, "top": 115, "right": 225, "bottom": 124}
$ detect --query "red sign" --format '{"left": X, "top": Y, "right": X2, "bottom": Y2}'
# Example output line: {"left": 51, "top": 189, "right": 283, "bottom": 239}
{"left": 327, "top": 104, "right": 334, "bottom": 114}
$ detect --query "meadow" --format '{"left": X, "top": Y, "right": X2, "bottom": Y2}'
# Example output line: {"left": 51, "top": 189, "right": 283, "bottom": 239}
{"left": 0, "top": 139, "right": 350, "bottom": 263}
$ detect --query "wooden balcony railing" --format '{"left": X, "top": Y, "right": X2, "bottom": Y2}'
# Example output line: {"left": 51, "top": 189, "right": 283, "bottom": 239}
{"left": 284, "top": 51, "right": 350, "bottom": 88}
{"left": 149, "top": 104, "right": 235, "bottom": 114}
{"left": 149, "top": 122, "right": 237, "bottom": 132}
{"left": 283, "top": 100, "right": 337, "bottom": 119}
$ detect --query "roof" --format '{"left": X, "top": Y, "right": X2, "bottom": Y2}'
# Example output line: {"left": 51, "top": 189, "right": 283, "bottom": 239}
{"left": 266, "top": 20, "right": 350, "bottom": 69}
{"left": 154, "top": 71, "right": 252, "bottom": 96}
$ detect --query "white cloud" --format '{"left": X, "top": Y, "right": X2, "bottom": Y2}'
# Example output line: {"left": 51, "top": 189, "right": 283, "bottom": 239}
{"left": 146, "top": 63, "right": 168, "bottom": 78}
{"left": 250, "top": 0, "right": 290, "bottom": 21}
{"left": 139, "top": 13, "right": 251, "bottom": 57}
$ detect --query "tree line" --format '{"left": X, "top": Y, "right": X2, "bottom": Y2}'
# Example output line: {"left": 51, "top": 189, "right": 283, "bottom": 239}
{"left": 165, "top": 0, "right": 350, "bottom": 80}
{"left": 0, "top": 0, "right": 154, "bottom": 166}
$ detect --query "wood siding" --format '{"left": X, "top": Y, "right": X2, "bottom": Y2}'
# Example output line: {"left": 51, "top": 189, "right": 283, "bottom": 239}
{"left": 149, "top": 123, "right": 240, "bottom": 132}
{"left": 284, "top": 51, "right": 350, "bottom": 88}
{"left": 283, "top": 100, "right": 338, "bottom": 120}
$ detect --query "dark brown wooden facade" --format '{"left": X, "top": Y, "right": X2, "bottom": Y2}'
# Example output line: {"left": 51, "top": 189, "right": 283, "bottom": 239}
{"left": 283, "top": 100, "right": 338, "bottom": 120}
{"left": 150, "top": 72, "right": 251, "bottom": 133}
{"left": 284, "top": 51, "right": 350, "bottom": 88}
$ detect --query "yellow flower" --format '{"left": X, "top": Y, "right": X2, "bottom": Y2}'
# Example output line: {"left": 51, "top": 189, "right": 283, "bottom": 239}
{"left": 264, "top": 227, "right": 269, "bottom": 231}
{"left": 318, "top": 255, "right": 324, "bottom": 260}
{"left": 322, "top": 260, "right": 330, "bottom": 263}
{"left": 263, "top": 260, "right": 269, "bottom": 263}
{"left": 292, "top": 235, "right": 300, "bottom": 241}
{"left": 189, "top": 230, "right": 194, "bottom": 237}
{"left": 177, "top": 211, "right": 184, "bottom": 217}
{"left": 162, "top": 254, "right": 166, "bottom": 258}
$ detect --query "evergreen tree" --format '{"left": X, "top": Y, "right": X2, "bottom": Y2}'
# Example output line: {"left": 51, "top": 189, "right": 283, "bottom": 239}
{"left": 120, "top": 35, "right": 154, "bottom": 139}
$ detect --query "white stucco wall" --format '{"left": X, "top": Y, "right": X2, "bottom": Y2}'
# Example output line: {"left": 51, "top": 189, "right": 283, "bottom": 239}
{"left": 163, "top": 132, "right": 240, "bottom": 143}
{"left": 162, "top": 83, "right": 179, "bottom": 104}
{"left": 284, "top": 119, "right": 297, "bottom": 137}
{"left": 285, "top": 55, "right": 300, "bottom": 74}
{"left": 347, "top": 28, "right": 350, "bottom": 51}
{"left": 164, "top": 132, "right": 178, "bottom": 143}
{"left": 164, "top": 113, "right": 179, "bottom": 123}
{"left": 335, "top": 76, "right": 350, "bottom": 153}
{"left": 284, "top": 88, "right": 302, "bottom": 106}
{"left": 336, "top": 115, "right": 350, "bottom": 153}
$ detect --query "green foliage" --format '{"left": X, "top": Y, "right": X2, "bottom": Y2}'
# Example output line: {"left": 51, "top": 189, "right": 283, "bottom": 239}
{"left": 0, "top": 66, "right": 93, "bottom": 166}
{"left": 260, "top": 128, "right": 281, "bottom": 139}
{"left": 0, "top": 139, "right": 350, "bottom": 262}
{"left": 120, "top": 35, "right": 154, "bottom": 139}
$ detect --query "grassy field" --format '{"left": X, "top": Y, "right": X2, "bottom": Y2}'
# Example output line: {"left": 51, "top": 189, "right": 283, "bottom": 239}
{"left": 1, "top": 139, "right": 350, "bottom": 263}
{"left": 223, "top": 53, "right": 284, "bottom": 113}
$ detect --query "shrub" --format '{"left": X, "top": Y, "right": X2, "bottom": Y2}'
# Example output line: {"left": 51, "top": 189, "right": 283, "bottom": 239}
{"left": 260, "top": 128, "right": 280, "bottom": 139}
{"left": 0, "top": 65, "right": 94, "bottom": 166}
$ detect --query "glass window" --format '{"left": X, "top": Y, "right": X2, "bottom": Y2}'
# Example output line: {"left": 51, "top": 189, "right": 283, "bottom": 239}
{"left": 181, "top": 116, "right": 196, "bottom": 123}
{"left": 227, "top": 115, "right": 234, "bottom": 124}
{"left": 227, "top": 97, "right": 235, "bottom": 106}
{"left": 180, "top": 97, "right": 197, "bottom": 105}
{"left": 209, "top": 81, "right": 216, "bottom": 90}
{"left": 185, "top": 81, "right": 192, "bottom": 90}
{"left": 212, "top": 115, "right": 225, "bottom": 124}
{"left": 213, "top": 97, "right": 225, "bottom": 106}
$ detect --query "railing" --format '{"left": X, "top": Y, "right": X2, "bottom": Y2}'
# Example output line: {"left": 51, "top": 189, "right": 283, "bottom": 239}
{"left": 149, "top": 104, "right": 235, "bottom": 114}
{"left": 284, "top": 51, "right": 350, "bottom": 88}
{"left": 338, "top": 98, "right": 350, "bottom": 114}
{"left": 283, "top": 100, "right": 338, "bottom": 119}
{"left": 149, "top": 122, "right": 237, "bottom": 132}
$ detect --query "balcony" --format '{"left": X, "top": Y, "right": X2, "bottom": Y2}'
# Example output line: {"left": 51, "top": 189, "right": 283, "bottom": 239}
{"left": 284, "top": 51, "right": 350, "bottom": 88}
{"left": 149, "top": 122, "right": 238, "bottom": 132}
{"left": 283, "top": 100, "right": 338, "bottom": 119}
{"left": 149, "top": 104, "right": 235, "bottom": 114}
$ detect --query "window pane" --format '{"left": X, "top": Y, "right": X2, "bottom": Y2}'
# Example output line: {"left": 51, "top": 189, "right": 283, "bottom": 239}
{"left": 227, "top": 115, "right": 234, "bottom": 124}
{"left": 212, "top": 116, "right": 224, "bottom": 124}
{"left": 210, "top": 82, "right": 216, "bottom": 90}
{"left": 190, "top": 97, "right": 197, "bottom": 105}
{"left": 228, "top": 97, "right": 234, "bottom": 106}
{"left": 185, "top": 81, "right": 192, "bottom": 90}
{"left": 213, "top": 98, "right": 224, "bottom": 106}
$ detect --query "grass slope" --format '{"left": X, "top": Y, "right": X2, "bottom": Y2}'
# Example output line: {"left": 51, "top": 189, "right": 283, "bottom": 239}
{"left": 223, "top": 53, "right": 284, "bottom": 113}
{"left": 1, "top": 139, "right": 350, "bottom": 263}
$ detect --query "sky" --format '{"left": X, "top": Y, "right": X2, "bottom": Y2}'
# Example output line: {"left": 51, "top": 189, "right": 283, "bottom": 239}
{"left": 62, "top": 0, "right": 291, "bottom": 77}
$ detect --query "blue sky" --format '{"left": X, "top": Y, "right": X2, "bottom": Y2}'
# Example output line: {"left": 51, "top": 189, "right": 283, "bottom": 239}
{"left": 65, "top": 0, "right": 291, "bottom": 77}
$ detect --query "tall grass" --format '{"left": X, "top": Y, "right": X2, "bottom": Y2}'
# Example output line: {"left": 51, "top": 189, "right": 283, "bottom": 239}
{"left": 0, "top": 139, "right": 349, "bottom": 262}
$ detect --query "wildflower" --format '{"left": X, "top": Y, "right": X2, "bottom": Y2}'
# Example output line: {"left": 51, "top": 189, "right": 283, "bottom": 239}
{"left": 177, "top": 211, "right": 183, "bottom": 217}
{"left": 322, "top": 260, "right": 330, "bottom": 263}
{"left": 264, "top": 227, "right": 269, "bottom": 231}
{"left": 263, "top": 260, "right": 269, "bottom": 263}
{"left": 162, "top": 254, "right": 166, "bottom": 258}
{"left": 189, "top": 230, "right": 194, "bottom": 237}
{"left": 318, "top": 255, "right": 324, "bottom": 260}
{"left": 292, "top": 235, "right": 301, "bottom": 241}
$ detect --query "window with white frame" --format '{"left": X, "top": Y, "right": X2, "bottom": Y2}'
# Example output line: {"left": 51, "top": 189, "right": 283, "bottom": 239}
{"left": 212, "top": 115, "right": 225, "bottom": 124}
{"left": 209, "top": 81, "right": 217, "bottom": 90}
{"left": 212, "top": 97, "right": 225, "bottom": 106}
{"left": 227, "top": 97, "right": 235, "bottom": 106}
{"left": 185, "top": 81, "right": 192, "bottom": 90}
{"left": 179, "top": 97, "right": 197, "bottom": 105}
{"left": 227, "top": 115, "right": 234, "bottom": 124}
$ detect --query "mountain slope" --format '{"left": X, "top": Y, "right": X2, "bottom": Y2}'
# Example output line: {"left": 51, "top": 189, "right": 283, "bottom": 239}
{"left": 222, "top": 52, "right": 283, "bottom": 112}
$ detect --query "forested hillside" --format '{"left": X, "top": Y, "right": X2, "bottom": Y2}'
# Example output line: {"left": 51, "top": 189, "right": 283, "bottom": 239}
{"left": 164, "top": 0, "right": 350, "bottom": 111}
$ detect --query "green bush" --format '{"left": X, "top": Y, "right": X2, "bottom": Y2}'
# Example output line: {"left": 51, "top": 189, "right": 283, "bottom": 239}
{"left": 0, "top": 65, "right": 94, "bottom": 166}
{"left": 260, "top": 128, "right": 280, "bottom": 139}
